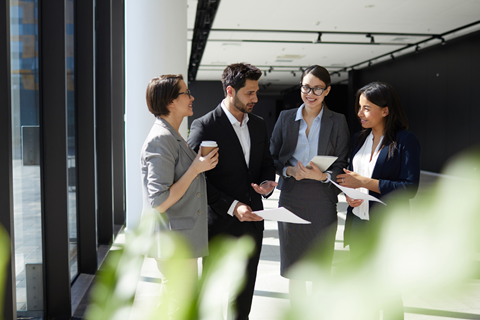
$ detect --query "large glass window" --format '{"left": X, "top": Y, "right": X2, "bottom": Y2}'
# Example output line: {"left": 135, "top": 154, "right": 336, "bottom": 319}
{"left": 10, "top": 0, "right": 43, "bottom": 314}
{"left": 66, "top": 0, "right": 78, "bottom": 281}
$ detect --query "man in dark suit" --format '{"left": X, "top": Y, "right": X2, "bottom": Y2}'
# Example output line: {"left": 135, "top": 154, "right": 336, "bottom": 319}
{"left": 188, "top": 63, "right": 277, "bottom": 320}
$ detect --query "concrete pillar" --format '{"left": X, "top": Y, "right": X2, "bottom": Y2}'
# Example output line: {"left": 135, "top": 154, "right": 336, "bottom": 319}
{"left": 125, "top": 0, "right": 188, "bottom": 230}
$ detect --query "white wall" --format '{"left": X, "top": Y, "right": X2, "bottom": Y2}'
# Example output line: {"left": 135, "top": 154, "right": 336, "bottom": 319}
{"left": 125, "top": 0, "right": 188, "bottom": 230}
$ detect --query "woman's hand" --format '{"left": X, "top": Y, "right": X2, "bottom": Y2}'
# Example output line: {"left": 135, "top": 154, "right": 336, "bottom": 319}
{"left": 191, "top": 147, "right": 219, "bottom": 174}
{"left": 294, "top": 161, "right": 327, "bottom": 181}
{"left": 337, "top": 168, "right": 381, "bottom": 193}
{"left": 345, "top": 195, "right": 363, "bottom": 208}
{"left": 336, "top": 168, "right": 367, "bottom": 188}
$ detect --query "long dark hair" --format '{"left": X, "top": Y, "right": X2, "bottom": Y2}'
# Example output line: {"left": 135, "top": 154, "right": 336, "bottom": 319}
{"left": 354, "top": 82, "right": 409, "bottom": 158}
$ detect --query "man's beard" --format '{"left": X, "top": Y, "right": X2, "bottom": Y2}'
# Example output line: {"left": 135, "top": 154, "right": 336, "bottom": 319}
{"left": 233, "top": 94, "right": 253, "bottom": 113}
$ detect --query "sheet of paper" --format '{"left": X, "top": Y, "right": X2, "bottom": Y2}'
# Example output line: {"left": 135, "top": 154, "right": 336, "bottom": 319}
{"left": 254, "top": 207, "right": 311, "bottom": 224}
{"left": 328, "top": 177, "right": 386, "bottom": 206}
{"left": 306, "top": 155, "right": 337, "bottom": 171}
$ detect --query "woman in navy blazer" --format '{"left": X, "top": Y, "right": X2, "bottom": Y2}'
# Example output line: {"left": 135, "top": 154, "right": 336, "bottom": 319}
{"left": 337, "top": 82, "right": 420, "bottom": 320}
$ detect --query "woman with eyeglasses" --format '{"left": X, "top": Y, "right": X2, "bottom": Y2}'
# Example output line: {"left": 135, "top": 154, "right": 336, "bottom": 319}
{"left": 270, "top": 65, "right": 350, "bottom": 305}
{"left": 141, "top": 74, "right": 218, "bottom": 317}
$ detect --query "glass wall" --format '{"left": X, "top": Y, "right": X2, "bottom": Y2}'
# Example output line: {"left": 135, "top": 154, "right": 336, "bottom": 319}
{"left": 66, "top": 0, "right": 78, "bottom": 281}
{"left": 9, "top": 0, "right": 43, "bottom": 314}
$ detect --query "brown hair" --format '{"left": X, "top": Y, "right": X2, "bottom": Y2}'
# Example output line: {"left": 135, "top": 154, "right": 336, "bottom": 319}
{"left": 145, "top": 74, "right": 183, "bottom": 117}
{"left": 221, "top": 63, "right": 262, "bottom": 96}
{"left": 301, "top": 65, "right": 331, "bottom": 88}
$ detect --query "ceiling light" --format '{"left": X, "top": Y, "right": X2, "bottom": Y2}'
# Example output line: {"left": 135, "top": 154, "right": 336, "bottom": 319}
{"left": 366, "top": 33, "right": 374, "bottom": 44}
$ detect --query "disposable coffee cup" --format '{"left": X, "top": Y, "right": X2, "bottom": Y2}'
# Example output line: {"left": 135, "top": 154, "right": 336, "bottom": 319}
{"left": 200, "top": 141, "right": 218, "bottom": 156}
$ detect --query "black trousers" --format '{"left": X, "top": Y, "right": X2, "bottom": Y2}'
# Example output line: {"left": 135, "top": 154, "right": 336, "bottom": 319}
{"left": 349, "top": 236, "right": 404, "bottom": 320}
{"left": 203, "top": 227, "right": 263, "bottom": 320}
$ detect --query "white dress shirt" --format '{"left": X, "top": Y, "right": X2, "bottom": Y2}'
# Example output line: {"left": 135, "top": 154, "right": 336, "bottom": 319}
{"left": 352, "top": 131, "right": 384, "bottom": 220}
{"left": 221, "top": 101, "right": 250, "bottom": 216}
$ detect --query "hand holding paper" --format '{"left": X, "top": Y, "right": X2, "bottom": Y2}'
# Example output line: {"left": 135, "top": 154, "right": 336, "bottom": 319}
{"left": 253, "top": 207, "right": 311, "bottom": 224}
{"left": 328, "top": 177, "right": 386, "bottom": 205}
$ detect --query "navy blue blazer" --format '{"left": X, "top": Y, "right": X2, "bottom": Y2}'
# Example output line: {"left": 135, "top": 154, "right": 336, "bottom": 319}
{"left": 344, "top": 130, "right": 421, "bottom": 246}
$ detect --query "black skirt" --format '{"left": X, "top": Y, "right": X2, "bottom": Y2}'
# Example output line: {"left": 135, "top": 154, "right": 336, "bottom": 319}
{"left": 278, "top": 179, "right": 338, "bottom": 279}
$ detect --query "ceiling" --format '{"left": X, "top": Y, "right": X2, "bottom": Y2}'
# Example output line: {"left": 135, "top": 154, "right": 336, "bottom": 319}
{"left": 187, "top": 0, "right": 480, "bottom": 92}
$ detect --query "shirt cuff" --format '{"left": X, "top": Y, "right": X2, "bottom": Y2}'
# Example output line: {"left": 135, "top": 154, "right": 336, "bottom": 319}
{"left": 282, "top": 167, "right": 290, "bottom": 178}
{"left": 259, "top": 180, "right": 274, "bottom": 198}
{"left": 227, "top": 200, "right": 238, "bottom": 216}
{"left": 321, "top": 172, "right": 331, "bottom": 183}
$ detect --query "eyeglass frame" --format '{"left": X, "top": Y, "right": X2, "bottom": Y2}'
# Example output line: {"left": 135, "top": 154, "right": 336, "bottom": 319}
{"left": 178, "top": 88, "right": 192, "bottom": 98}
{"left": 300, "top": 84, "right": 327, "bottom": 96}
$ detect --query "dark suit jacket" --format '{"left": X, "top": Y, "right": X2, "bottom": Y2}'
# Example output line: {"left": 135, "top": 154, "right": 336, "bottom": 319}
{"left": 270, "top": 105, "right": 350, "bottom": 202}
{"left": 187, "top": 104, "right": 276, "bottom": 237}
{"left": 344, "top": 130, "right": 421, "bottom": 245}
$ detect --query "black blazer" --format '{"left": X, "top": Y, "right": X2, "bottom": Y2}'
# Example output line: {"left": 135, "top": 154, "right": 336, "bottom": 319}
{"left": 188, "top": 104, "right": 276, "bottom": 236}
{"left": 270, "top": 106, "right": 350, "bottom": 201}
{"left": 344, "top": 130, "right": 421, "bottom": 245}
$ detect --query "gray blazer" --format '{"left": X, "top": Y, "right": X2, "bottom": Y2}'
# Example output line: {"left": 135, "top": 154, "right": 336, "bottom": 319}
{"left": 141, "top": 117, "right": 208, "bottom": 258}
{"left": 270, "top": 105, "right": 350, "bottom": 201}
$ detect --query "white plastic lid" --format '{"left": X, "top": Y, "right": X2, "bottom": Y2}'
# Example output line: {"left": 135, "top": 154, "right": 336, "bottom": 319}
{"left": 200, "top": 140, "right": 217, "bottom": 147}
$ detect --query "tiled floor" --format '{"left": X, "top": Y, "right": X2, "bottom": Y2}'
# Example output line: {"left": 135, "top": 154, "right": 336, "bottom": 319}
{"left": 126, "top": 172, "right": 480, "bottom": 320}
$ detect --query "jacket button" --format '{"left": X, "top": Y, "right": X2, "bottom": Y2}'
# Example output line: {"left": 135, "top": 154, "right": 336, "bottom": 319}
{"left": 196, "top": 193, "right": 201, "bottom": 197}
{"left": 197, "top": 210, "right": 201, "bottom": 215}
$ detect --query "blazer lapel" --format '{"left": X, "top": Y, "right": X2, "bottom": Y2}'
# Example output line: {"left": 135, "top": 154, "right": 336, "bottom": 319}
{"left": 372, "top": 145, "right": 388, "bottom": 179}
{"left": 283, "top": 111, "right": 300, "bottom": 163}
{"left": 318, "top": 107, "right": 332, "bottom": 155}
{"left": 156, "top": 118, "right": 196, "bottom": 162}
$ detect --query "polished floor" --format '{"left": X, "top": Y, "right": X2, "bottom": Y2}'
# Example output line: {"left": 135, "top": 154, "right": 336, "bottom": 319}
{"left": 124, "top": 172, "right": 480, "bottom": 320}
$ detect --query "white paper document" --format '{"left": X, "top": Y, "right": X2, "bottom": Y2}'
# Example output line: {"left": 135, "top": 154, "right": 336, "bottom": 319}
{"left": 254, "top": 207, "right": 311, "bottom": 224}
{"left": 328, "top": 178, "right": 386, "bottom": 206}
{"left": 306, "top": 155, "right": 337, "bottom": 171}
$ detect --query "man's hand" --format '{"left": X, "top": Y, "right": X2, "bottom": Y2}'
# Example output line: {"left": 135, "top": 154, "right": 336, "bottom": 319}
{"left": 251, "top": 180, "right": 278, "bottom": 195}
{"left": 234, "top": 202, "right": 263, "bottom": 222}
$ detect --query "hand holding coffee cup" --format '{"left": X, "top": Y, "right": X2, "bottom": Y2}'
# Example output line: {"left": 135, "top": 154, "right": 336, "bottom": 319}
{"left": 191, "top": 141, "right": 219, "bottom": 174}
{"left": 200, "top": 140, "right": 218, "bottom": 156}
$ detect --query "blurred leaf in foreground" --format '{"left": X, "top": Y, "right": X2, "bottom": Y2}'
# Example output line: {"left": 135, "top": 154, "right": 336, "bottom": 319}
{"left": 283, "top": 148, "right": 480, "bottom": 320}
{"left": 0, "top": 224, "right": 10, "bottom": 320}
{"left": 86, "top": 209, "right": 254, "bottom": 320}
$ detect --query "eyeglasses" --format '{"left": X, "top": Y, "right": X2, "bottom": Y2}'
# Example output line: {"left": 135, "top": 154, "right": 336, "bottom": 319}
{"left": 300, "top": 85, "right": 326, "bottom": 96}
{"left": 178, "top": 89, "right": 192, "bottom": 98}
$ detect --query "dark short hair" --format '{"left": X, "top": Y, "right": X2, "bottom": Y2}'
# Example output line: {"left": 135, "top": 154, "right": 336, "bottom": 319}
{"left": 145, "top": 74, "right": 183, "bottom": 117}
{"left": 355, "top": 82, "right": 409, "bottom": 158}
{"left": 221, "top": 63, "right": 262, "bottom": 96}
{"left": 301, "top": 65, "right": 331, "bottom": 88}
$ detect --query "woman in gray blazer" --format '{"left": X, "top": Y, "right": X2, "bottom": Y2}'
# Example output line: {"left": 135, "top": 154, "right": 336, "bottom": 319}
{"left": 141, "top": 75, "right": 218, "bottom": 316}
{"left": 270, "top": 65, "right": 350, "bottom": 305}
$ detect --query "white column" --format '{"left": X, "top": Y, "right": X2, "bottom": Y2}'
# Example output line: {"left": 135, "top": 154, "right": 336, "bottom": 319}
{"left": 125, "top": 0, "right": 188, "bottom": 230}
